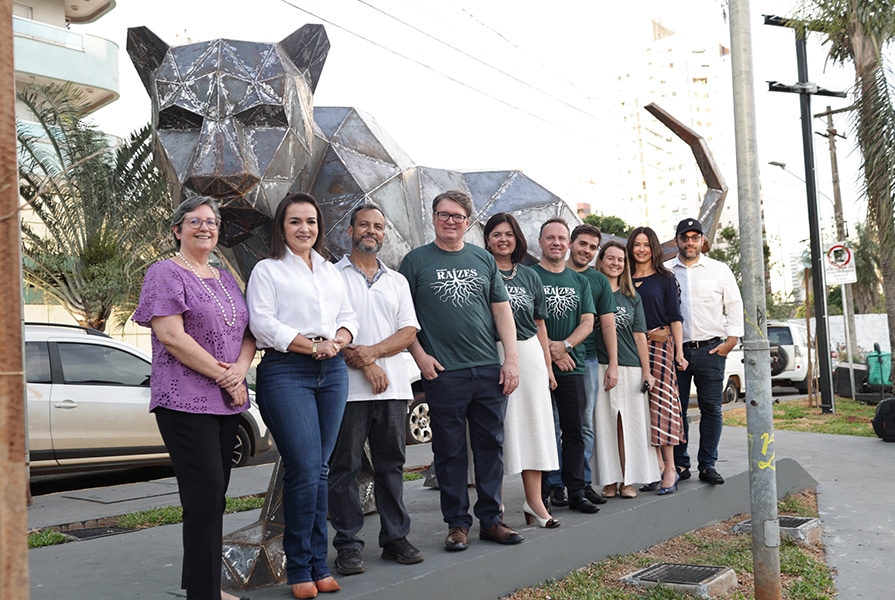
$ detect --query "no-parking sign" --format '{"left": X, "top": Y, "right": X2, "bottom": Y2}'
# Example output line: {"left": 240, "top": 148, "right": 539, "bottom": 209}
{"left": 824, "top": 241, "right": 857, "bottom": 284}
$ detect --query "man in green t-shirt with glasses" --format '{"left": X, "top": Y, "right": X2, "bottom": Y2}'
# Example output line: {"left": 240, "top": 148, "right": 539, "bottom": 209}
{"left": 400, "top": 190, "right": 522, "bottom": 552}
{"left": 532, "top": 218, "right": 602, "bottom": 514}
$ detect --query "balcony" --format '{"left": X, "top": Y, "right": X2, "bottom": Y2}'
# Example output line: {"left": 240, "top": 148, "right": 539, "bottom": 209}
{"left": 13, "top": 16, "right": 119, "bottom": 114}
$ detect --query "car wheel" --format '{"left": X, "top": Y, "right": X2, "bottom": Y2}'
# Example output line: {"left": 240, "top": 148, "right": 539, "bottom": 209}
{"left": 723, "top": 377, "right": 739, "bottom": 404}
{"left": 406, "top": 392, "right": 432, "bottom": 445}
{"left": 770, "top": 344, "right": 788, "bottom": 377}
{"left": 232, "top": 423, "right": 251, "bottom": 468}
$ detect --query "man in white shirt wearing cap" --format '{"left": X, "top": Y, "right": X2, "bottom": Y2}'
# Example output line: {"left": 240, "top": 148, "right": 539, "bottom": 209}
{"left": 665, "top": 218, "right": 744, "bottom": 485}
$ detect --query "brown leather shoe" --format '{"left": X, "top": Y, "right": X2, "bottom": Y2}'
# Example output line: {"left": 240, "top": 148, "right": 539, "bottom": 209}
{"left": 479, "top": 521, "right": 523, "bottom": 545}
{"left": 292, "top": 582, "right": 318, "bottom": 599}
{"left": 444, "top": 527, "right": 469, "bottom": 551}
{"left": 314, "top": 576, "right": 341, "bottom": 593}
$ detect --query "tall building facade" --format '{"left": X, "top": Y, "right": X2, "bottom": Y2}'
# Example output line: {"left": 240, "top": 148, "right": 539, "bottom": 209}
{"left": 608, "top": 20, "right": 737, "bottom": 241}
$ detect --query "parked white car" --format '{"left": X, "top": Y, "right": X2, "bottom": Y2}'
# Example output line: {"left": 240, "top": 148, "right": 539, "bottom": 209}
{"left": 25, "top": 323, "right": 270, "bottom": 473}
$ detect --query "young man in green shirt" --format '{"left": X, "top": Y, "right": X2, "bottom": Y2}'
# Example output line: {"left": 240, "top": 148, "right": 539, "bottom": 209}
{"left": 561, "top": 223, "right": 618, "bottom": 505}
{"left": 531, "top": 218, "right": 601, "bottom": 514}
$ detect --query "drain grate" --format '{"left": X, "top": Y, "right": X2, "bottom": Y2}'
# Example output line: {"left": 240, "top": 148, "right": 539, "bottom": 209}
{"left": 65, "top": 526, "right": 137, "bottom": 540}
{"left": 739, "top": 516, "right": 814, "bottom": 529}
{"left": 634, "top": 563, "right": 729, "bottom": 585}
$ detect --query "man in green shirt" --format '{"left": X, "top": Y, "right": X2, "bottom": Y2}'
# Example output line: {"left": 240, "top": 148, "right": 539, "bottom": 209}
{"left": 400, "top": 190, "right": 522, "bottom": 552}
{"left": 562, "top": 223, "right": 618, "bottom": 505}
{"left": 531, "top": 218, "right": 600, "bottom": 514}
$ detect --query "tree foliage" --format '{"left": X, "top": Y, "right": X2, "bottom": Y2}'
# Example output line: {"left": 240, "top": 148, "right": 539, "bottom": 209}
{"left": 17, "top": 84, "right": 171, "bottom": 331}
{"left": 583, "top": 213, "right": 633, "bottom": 237}
{"left": 793, "top": 0, "right": 895, "bottom": 357}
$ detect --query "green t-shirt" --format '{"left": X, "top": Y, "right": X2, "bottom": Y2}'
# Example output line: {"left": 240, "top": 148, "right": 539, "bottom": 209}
{"left": 595, "top": 289, "right": 647, "bottom": 367}
{"left": 501, "top": 264, "right": 546, "bottom": 341}
{"left": 576, "top": 267, "right": 617, "bottom": 360}
{"left": 399, "top": 242, "right": 509, "bottom": 371}
{"left": 531, "top": 264, "right": 595, "bottom": 377}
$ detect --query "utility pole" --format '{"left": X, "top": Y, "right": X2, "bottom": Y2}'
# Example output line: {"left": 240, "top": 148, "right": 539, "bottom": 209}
{"left": 766, "top": 15, "right": 844, "bottom": 414}
{"left": 730, "top": 3, "right": 781, "bottom": 598}
{"left": 0, "top": 0, "right": 30, "bottom": 597}
{"left": 815, "top": 104, "right": 858, "bottom": 397}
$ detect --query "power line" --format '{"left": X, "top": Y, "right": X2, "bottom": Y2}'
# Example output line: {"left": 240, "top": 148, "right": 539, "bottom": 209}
{"left": 354, "top": 0, "right": 599, "bottom": 120}
{"left": 277, "top": 0, "right": 602, "bottom": 145}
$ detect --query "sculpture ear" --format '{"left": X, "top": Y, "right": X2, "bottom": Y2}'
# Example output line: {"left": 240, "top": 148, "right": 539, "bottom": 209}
{"left": 279, "top": 24, "right": 330, "bottom": 93}
{"left": 127, "top": 27, "right": 170, "bottom": 94}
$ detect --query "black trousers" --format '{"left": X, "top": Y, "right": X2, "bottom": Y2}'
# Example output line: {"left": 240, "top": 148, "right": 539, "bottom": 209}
{"left": 552, "top": 374, "right": 587, "bottom": 496}
{"left": 155, "top": 407, "right": 241, "bottom": 600}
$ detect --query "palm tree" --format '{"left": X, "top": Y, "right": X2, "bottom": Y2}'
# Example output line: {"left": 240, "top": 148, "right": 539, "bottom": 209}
{"left": 17, "top": 83, "right": 171, "bottom": 331}
{"left": 852, "top": 221, "right": 883, "bottom": 314}
{"left": 792, "top": 1, "right": 895, "bottom": 358}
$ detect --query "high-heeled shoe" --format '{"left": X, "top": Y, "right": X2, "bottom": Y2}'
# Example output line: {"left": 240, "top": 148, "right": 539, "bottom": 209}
{"left": 292, "top": 582, "right": 318, "bottom": 599}
{"left": 522, "top": 500, "right": 560, "bottom": 528}
{"left": 657, "top": 472, "right": 680, "bottom": 496}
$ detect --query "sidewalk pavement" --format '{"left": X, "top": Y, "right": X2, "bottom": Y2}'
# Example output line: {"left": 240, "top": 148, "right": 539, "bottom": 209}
{"left": 28, "top": 425, "right": 894, "bottom": 599}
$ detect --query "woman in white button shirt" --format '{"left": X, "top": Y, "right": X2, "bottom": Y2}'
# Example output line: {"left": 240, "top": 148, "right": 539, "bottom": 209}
{"left": 247, "top": 192, "right": 358, "bottom": 599}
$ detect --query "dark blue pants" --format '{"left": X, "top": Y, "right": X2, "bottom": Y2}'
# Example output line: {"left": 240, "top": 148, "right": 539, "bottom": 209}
{"left": 422, "top": 365, "right": 507, "bottom": 530}
{"left": 256, "top": 350, "right": 347, "bottom": 584}
{"left": 674, "top": 340, "right": 726, "bottom": 472}
{"left": 328, "top": 399, "right": 411, "bottom": 550}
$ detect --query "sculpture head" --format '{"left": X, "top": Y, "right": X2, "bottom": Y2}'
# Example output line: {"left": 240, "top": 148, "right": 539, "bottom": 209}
{"left": 127, "top": 25, "right": 329, "bottom": 246}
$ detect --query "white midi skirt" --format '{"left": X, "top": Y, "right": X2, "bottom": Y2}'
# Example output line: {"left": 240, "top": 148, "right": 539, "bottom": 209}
{"left": 593, "top": 364, "right": 662, "bottom": 486}
{"left": 498, "top": 336, "right": 559, "bottom": 475}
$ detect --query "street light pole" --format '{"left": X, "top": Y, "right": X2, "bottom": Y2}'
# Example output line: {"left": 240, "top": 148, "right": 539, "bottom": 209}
{"left": 766, "top": 16, "right": 841, "bottom": 414}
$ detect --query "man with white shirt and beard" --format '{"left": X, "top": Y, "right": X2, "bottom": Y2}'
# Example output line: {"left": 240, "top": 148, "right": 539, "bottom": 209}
{"left": 665, "top": 218, "right": 743, "bottom": 486}
{"left": 330, "top": 204, "right": 422, "bottom": 575}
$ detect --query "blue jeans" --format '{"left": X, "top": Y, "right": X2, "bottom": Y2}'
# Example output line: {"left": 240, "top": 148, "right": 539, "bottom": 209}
{"left": 674, "top": 341, "right": 726, "bottom": 472}
{"left": 256, "top": 350, "right": 348, "bottom": 584}
{"left": 581, "top": 357, "right": 600, "bottom": 484}
{"left": 422, "top": 365, "right": 506, "bottom": 529}
{"left": 328, "top": 399, "right": 410, "bottom": 551}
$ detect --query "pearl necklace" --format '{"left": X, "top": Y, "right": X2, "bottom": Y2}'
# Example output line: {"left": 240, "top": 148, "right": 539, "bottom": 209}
{"left": 500, "top": 264, "right": 519, "bottom": 281}
{"left": 177, "top": 252, "right": 237, "bottom": 327}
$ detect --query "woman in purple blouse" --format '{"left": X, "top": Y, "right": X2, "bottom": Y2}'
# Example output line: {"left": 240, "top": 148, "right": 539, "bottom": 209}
{"left": 133, "top": 195, "right": 256, "bottom": 600}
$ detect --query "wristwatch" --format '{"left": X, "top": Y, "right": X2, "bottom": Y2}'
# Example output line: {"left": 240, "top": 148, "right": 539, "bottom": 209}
{"left": 563, "top": 340, "right": 573, "bottom": 353}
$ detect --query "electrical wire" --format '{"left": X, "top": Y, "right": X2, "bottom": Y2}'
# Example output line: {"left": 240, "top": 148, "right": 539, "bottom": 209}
{"left": 277, "top": 0, "right": 602, "bottom": 145}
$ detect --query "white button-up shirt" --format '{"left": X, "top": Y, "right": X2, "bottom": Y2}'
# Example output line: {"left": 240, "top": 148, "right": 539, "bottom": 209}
{"left": 247, "top": 248, "right": 358, "bottom": 352}
{"left": 337, "top": 255, "right": 420, "bottom": 402}
{"left": 665, "top": 253, "right": 744, "bottom": 343}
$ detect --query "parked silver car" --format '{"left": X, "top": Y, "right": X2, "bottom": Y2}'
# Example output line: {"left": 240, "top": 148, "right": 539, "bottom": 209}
{"left": 25, "top": 323, "right": 270, "bottom": 473}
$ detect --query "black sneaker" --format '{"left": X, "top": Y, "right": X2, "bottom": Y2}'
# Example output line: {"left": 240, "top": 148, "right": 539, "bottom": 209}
{"left": 698, "top": 467, "right": 725, "bottom": 485}
{"left": 583, "top": 484, "right": 608, "bottom": 505}
{"left": 548, "top": 486, "right": 569, "bottom": 507}
{"left": 382, "top": 537, "right": 424, "bottom": 564}
{"left": 334, "top": 547, "right": 365, "bottom": 575}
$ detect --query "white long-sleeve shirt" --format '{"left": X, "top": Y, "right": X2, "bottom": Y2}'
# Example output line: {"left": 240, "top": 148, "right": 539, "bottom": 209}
{"left": 247, "top": 248, "right": 358, "bottom": 352}
{"left": 665, "top": 253, "right": 744, "bottom": 343}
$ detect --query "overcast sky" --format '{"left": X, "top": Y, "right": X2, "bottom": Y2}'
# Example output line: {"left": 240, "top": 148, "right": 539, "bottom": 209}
{"left": 76, "top": 0, "right": 867, "bottom": 294}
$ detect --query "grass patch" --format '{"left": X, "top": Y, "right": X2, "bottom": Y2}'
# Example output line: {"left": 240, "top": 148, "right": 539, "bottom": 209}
{"left": 115, "top": 494, "right": 265, "bottom": 529}
{"left": 28, "top": 529, "right": 69, "bottom": 549}
{"left": 505, "top": 492, "right": 830, "bottom": 599}
{"left": 403, "top": 471, "right": 424, "bottom": 482}
{"left": 723, "top": 397, "right": 876, "bottom": 437}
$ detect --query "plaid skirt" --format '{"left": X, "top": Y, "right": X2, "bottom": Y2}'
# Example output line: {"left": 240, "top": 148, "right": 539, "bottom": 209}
{"left": 647, "top": 335, "right": 685, "bottom": 446}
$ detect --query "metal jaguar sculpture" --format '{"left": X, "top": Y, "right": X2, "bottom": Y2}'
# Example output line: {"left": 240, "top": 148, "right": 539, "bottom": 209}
{"left": 126, "top": 24, "right": 577, "bottom": 282}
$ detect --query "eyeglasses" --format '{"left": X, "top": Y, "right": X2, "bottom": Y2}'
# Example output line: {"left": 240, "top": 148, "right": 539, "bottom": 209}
{"left": 678, "top": 233, "right": 702, "bottom": 242}
{"left": 434, "top": 211, "right": 469, "bottom": 224}
{"left": 185, "top": 218, "right": 221, "bottom": 230}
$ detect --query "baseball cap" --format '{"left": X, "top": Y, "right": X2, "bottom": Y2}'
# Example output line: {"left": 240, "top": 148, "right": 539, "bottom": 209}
{"left": 675, "top": 218, "right": 703, "bottom": 237}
